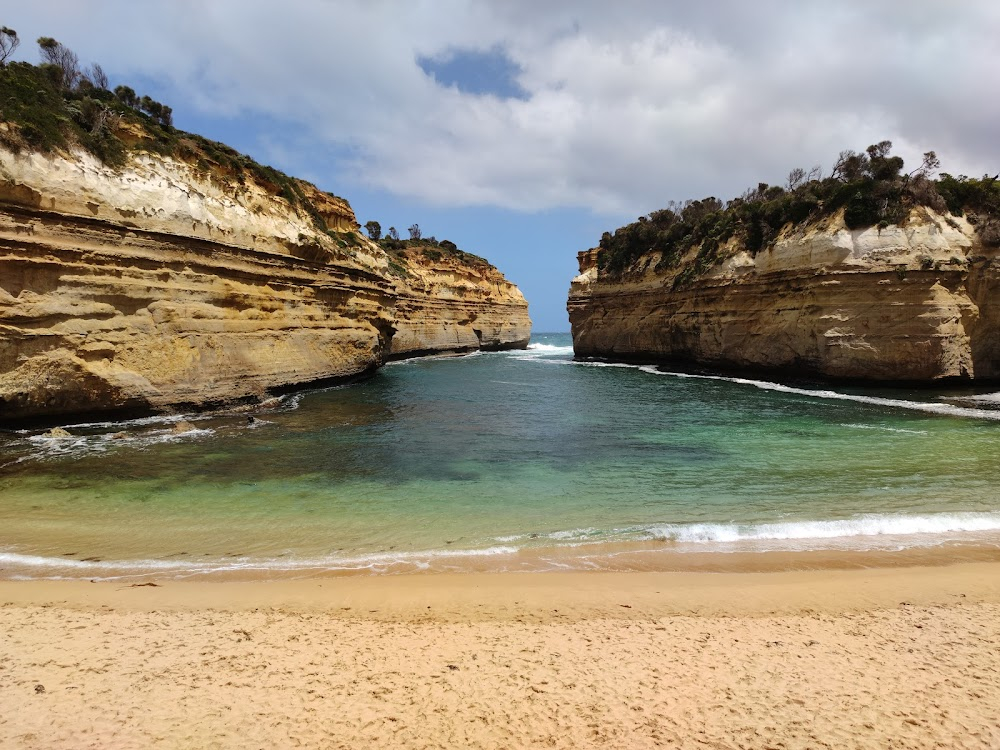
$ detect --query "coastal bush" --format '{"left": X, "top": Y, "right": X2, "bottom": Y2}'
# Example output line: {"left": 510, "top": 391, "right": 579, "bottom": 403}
{"left": 37, "top": 36, "right": 80, "bottom": 89}
{"left": 0, "top": 26, "right": 19, "bottom": 66}
{"left": 0, "top": 61, "right": 69, "bottom": 151}
{"left": 0, "top": 34, "right": 337, "bottom": 231}
{"left": 375, "top": 234, "right": 491, "bottom": 270}
{"left": 596, "top": 141, "right": 1000, "bottom": 277}
{"left": 114, "top": 84, "right": 138, "bottom": 107}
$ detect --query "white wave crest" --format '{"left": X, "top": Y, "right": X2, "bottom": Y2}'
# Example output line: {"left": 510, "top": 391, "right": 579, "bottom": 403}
{"left": 17, "top": 411, "right": 209, "bottom": 433}
{"left": 577, "top": 360, "right": 644, "bottom": 369}
{"left": 840, "top": 423, "right": 928, "bottom": 435}
{"left": 641, "top": 368, "right": 1000, "bottom": 421}
{"left": 645, "top": 512, "right": 1000, "bottom": 544}
{"left": 13, "top": 426, "right": 216, "bottom": 464}
{"left": 0, "top": 544, "right": 521, "bottom": 580}
{"left": 945, "top": 391, "right": 1000, "bottom": 404}
{"left": 525, "top": 343, "right": 575, "bottom": 355}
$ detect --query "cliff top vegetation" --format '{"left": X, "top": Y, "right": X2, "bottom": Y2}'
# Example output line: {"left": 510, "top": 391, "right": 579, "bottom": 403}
{"left": 359, "top": 220, "right": 492, "bottom": 277}
{"left": 0, "top": 31, "right": 352, "bottom": 233}
{"left": 596, "top": 141, "right": 1000, "bottom": 279}
{"left": 0, "top": 29, "right": 494, "bottom": 273}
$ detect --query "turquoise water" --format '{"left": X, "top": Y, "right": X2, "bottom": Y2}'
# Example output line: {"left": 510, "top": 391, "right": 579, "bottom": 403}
{"left": 2, "top": 332, "right": 1000, "bottom": 579}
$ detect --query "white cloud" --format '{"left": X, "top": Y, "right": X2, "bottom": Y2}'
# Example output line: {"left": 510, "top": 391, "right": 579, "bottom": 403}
{"left": 9, "top": 0, "right": 1000, "bottom": 214}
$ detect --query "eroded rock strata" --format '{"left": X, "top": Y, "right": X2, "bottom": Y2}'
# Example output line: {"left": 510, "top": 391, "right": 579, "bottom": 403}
{"left": 388, "top": 246, "right": 530, "bottom": 359}
{"left": 568, "top": 209, "right": 1000, "bottom": 381}
{"left": 0, "top": 148, "right": 530, "bottom": 423}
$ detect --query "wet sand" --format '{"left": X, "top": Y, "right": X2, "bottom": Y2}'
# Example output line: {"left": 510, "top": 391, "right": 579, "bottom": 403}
{"left": 2, "top": 563, "right": 999, "bottom": 748}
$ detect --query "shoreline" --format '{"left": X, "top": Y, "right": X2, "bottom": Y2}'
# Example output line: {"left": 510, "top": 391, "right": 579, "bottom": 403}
{"left": 3, "top": 537, "right": 1000, "bottom": 583}
{"left": 2, "top": 559, "right": 999, "bottom": 617}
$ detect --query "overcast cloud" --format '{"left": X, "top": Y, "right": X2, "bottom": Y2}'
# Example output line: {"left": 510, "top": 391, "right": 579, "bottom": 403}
{"left": 12, "top": 1, "right": 1000, "bottom": 215}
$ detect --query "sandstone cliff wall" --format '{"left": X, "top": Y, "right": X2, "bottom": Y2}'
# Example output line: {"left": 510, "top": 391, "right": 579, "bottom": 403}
{"left": 0, "top": 148, "right": 529, "bottom": 423}
{"left": 568, "top": 209, "right": 1000, "bottom": 381}
{"left": 389, "top": 248, "right": 531, "bottom": 358}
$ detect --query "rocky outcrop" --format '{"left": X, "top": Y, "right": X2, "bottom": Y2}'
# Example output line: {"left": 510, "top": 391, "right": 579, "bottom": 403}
{"left": 0, "top": 147, "right": 529, "bottom": 423}
{"left": 389, "top": 247, "right": 530, "bottom": 358}
{"left": 568, "top": 209, "right": 1000, "bottom": 381}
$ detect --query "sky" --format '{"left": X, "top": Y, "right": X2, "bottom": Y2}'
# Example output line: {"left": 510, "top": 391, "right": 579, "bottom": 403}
{"left": 7, "top": 1, "right": 1000, "bottom": 331}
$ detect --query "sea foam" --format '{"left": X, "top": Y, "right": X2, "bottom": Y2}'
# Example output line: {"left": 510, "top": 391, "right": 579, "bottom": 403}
{"left": 637, "top": 367, "right": 1000, "bottom": 421}
{"left": 644, "top": 512, "right": 1000, "bottom": 544}
{"left": 0, "top": 544, "right": 522, "bottom": 580}
{"left": 524, "top": 343, "right": 575, "bottom": 355}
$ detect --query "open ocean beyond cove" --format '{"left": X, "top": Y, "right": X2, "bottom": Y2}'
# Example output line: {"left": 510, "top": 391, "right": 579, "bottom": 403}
{"left": 2, "top": 332, "right": 1000, "bottom": 580}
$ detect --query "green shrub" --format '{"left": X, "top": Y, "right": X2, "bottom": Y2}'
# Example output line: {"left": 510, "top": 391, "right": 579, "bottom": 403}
{"left": 594, "top": 141, "right": 999, "bottom": 283}
{"left": 0, "top": 50, "right": 336, "bottom": 231}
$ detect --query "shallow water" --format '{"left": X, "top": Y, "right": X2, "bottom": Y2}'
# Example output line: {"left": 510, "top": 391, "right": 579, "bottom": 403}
{"left": 2, "top": 332, "right": 1000, "bottom": 579}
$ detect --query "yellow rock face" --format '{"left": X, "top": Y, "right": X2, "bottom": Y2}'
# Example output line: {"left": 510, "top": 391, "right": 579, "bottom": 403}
{"left": 568, "top": 209, "right": 1000, "bottom": 381}
{"left": 389, "top": 247, "right": 531, "bottom": 358}
{"left": 0, "top": 148, "right": 530, "bottom": 422}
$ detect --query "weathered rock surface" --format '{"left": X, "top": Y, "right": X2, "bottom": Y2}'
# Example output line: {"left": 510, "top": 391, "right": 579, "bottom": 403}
{"left": 389, "top": 247, "right": 530, "bottom": 359}
{"left": 568, "top": 209, "right": 1000, "bottom": 381}
{"left": 0, "top": 148, "right": 529, "bottom": 423}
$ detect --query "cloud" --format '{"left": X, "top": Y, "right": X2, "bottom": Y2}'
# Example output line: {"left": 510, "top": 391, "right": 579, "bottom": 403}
{"left": 9, "top": 1, "right": 1000, "bottom": 215}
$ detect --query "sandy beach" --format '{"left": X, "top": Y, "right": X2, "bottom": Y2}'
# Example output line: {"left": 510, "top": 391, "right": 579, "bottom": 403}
{"left": 1, "top": 563, "right": 999, "bottom": 749}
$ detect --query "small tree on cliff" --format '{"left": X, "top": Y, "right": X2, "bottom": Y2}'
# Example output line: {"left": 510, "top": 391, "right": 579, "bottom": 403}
{"left": 37, "top": 36, "right": 80, "bottom": 89}
{"left": 909, "top": 151, "right": 941, "bottom": 179}
{"left": 0, "top": 26, "right": 19, "bottom": 66}
{"left": 364, "top": 220, "right": 382, "bottom": 241}
{"left": 86, "top": 63, "right": 109, "bottom": 90}
{"left": 387, "top": 226, "right": 399, "bottom": 240}
{"left": 114, "top": 85, "right": 138, "bottom": 107}
{"left": 138, "top": 95, "right": 173, "bottom": 128}
{"left": 407, "top": 223, "right": 421, "bottom": 241}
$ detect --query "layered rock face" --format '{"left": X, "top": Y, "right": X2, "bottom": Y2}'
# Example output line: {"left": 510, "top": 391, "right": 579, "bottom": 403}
{"left": 389, "top": 247, "right": 531, "bottom": 358}
{"left": 568, "top": 210, "right": 1000, "bottom": 381}
{"left": 0, "top": 148, "right": 529, "bottom": 423}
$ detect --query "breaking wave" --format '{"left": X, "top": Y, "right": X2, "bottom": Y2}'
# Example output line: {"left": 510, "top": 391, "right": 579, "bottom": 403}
{"left": 634, "top": 366, "right": 1000, "bottom": 421}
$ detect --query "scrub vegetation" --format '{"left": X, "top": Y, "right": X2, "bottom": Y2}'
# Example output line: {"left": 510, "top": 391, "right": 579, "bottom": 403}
{"left": 0, "top": 28, "right": 496, "bottom": 273}
{"left": 596, "top": 141, "right": 1000, "bottom": 281}
{"left": 0, "top": 30, "right": 347, "bottom": 234}
{"left": 361, "top": 219, "right": 491, "bottom": 276}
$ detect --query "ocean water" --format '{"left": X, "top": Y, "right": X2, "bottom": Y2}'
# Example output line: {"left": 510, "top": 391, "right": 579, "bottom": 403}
{"left": 2, "top": 332, "right": 1000, "bottom": 580}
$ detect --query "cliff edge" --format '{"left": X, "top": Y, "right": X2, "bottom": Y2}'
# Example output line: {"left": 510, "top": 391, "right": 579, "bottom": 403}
{"left": 568, "top": 144, "right": 999, "bottom": 382}
{"left": 386, "top": 243, "right": 530, "bottom": 359}
{"left": 0, "top": 62, "right": 529, "bottom": 424}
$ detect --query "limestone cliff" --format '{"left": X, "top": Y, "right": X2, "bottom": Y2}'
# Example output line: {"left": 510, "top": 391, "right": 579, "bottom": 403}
{"left": 0, "top": 147, "right": 529, "bottom": 424}
{"left": 388, "top": 245, "right": 530, "bottom": 358}
{"left": 569, "top": 208, "right": 1000, "bottom": 381}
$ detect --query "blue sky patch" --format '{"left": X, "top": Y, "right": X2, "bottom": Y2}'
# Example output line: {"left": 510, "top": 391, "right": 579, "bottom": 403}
{"left": 418, "top": 46, "right": 528, "bottom": 101}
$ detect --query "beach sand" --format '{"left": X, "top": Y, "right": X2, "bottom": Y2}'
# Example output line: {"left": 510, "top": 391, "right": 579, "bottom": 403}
{"left": 2, "top": 563, "right": 999, "bottom": 749}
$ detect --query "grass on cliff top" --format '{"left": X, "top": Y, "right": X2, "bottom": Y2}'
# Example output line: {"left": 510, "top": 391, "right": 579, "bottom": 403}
{"left": 596, "top": 141, "right": 1000, "bottom": 283}
{"left": 0, "top": 58, "right": 346, "bottom": 234}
